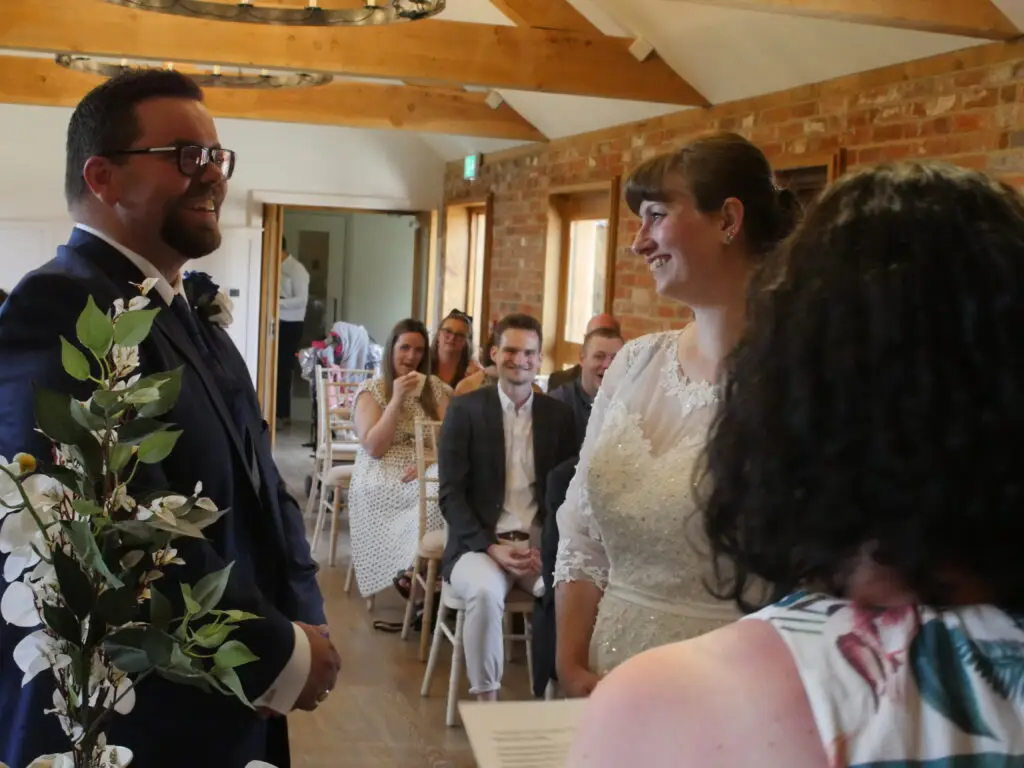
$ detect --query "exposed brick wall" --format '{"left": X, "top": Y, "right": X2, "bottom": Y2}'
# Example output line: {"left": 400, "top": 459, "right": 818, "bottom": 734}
{"left": 444, "top": 41, "right": 1024, "bottom": 340}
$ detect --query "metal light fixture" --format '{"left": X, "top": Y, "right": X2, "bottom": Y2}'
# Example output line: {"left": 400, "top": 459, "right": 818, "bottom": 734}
{"left": 56, "top": 55, "right": 333, "bottom": 89}
{"left": 101, "top": 0, "right": 446, "bottom": 26}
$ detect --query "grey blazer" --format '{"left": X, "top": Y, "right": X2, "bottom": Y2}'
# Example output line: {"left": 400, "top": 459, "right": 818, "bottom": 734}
{"left": 438, "top": 385, "right": 577, "bottom": 580}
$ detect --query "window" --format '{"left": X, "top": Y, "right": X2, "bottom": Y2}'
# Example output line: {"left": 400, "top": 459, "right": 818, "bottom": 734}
{"left": 563, "top": 219, "right": 608, "bottom": 344}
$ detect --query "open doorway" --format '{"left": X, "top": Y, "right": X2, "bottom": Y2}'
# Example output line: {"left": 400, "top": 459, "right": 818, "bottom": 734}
{"left": 257, "top": 204, "right": 434, "bottom": 445}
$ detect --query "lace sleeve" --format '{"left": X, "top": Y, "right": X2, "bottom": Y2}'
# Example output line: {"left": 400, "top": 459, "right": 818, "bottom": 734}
{"left": 553, "top": 341, "right": 639, "bottom": 589}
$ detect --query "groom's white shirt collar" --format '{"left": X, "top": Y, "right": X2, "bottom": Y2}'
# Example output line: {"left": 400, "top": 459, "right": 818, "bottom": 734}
{"left": 74, "top": 223, "right": 184, "bottom": 306}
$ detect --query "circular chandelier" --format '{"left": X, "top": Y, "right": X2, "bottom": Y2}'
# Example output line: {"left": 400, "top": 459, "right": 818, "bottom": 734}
{"left": 56, "top": 55, "right": 334, "bottom": 89}
{"left": 101, "top": 0, "right": 446, "bottom": 26}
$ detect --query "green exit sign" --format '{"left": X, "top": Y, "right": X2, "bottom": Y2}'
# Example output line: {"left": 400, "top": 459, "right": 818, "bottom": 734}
{"left": 464, "top": 153, "right": 481, "bottom": 180}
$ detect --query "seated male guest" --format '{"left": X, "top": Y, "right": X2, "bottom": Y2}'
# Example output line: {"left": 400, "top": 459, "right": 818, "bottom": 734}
{"left": 549, "top": 328, "right": 624, "bottom": 447}
{"left": 0, "top": 70, "right": 339, "bottom": 768}
{"left": 439, "top": 314, "right": 576, "bottom": 701}
{"left": 546, "top": 313, "right": 621, "bottom": 392}
{"left": 533, "top": 328, "right": 623, "bottom": 696}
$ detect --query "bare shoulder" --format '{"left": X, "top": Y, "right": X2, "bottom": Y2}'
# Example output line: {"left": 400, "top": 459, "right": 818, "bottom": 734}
{"left": 566, "top": 620, "right": 827, "bottom": 768}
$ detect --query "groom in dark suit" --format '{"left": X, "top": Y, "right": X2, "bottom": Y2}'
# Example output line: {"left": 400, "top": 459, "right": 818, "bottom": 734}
{"left": 438, "top": 314, "right": 576, "bottom": 701}
{"left": 0, "top": 70, "right": 339, "bottom": 768}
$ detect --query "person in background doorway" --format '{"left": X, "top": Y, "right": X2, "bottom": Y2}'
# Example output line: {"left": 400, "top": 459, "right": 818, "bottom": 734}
{"left": 277, "top": 235, "right": 310, "bottom": 424}
{"left": 546, "top": 313, "right": 622, "bottom": 392}
{"left": 430, "top": 308, "right": 482, "bottom": 389}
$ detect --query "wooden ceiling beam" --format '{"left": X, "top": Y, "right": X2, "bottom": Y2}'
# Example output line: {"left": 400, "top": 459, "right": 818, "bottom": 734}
{"left": 490, "top": 0, "right": 601, "bottom": 34}
{"left": 671, "top": 0, "right": 1020, "bottom": 41}
{"left": 2, "top": 0, "right": 708, "bottom": 105}
{"left": 0, "top": 55, "right": 548, "bottom": 140}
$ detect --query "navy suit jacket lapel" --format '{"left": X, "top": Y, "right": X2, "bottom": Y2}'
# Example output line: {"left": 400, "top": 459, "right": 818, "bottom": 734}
{"left": 63, "top": 230, "right": 261, "bottom": 499}
{"left": 481, "top": 387, "right": 506, "bottom": 493}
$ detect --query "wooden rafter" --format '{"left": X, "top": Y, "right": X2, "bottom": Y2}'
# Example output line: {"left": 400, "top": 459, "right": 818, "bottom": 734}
{"left": 490, "top": 0, "right": 601, "bottom": 33}
{"left": 672, "top": 0, "right": 1020, "bottom": 41}
{"left": 2, "top": 0, "right": 709, "bottom": 105}
{"left": 0, "top": 55, "right": 547, "bottom": 140}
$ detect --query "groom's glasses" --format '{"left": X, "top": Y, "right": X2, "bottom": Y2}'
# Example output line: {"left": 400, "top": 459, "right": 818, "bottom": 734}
{"left": 106, "top": 144, "right": 237, "bottom": 180}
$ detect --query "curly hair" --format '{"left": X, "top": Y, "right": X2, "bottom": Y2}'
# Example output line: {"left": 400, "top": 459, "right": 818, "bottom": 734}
{"left": 624, "top": 131, "right": 802, "bottom": 257}
{"left": 701, "top": 161, "right": 1024, "bottom": 613}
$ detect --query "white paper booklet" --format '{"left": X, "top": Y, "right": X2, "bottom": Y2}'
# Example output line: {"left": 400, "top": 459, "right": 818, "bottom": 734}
{"left": 459, "top": 698, "right": 587, "bottom": 767}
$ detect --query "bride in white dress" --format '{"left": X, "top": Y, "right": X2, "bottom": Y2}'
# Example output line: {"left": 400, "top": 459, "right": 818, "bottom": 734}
{"left": 553, "top": 132, "right": 801, "bottom": 697}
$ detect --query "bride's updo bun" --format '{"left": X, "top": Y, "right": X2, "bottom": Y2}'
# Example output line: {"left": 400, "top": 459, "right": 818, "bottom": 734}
{"left": 625, "top": 131, "right": 801, "bottom": 259}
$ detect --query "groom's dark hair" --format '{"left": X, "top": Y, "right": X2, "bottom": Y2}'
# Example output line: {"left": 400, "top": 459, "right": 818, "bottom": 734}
{"left": 65, "top": 69, "right": 204, "bottom": 206}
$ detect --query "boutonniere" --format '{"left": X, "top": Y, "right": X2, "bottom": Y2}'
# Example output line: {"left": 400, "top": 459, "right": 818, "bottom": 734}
{"left": 183, "top": 271, "right": 234, "bottom": 329}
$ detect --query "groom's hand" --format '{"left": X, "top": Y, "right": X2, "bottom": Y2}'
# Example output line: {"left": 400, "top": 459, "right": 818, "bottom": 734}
{"left": 294, "top": 622, "right": 341, "bottom": 711}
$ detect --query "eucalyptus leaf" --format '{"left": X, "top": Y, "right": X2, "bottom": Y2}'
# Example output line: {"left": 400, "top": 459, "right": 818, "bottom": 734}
{"left": 191, "top": 562, "right": 233, "bottom": 617}
{"left": 155, "top": 666, "right": 212, "bottom": 694}
{"left": 142, "top": 627, "right": 175, "bottom": 667}
{"left": 213, "top": 639, "right": 258, "bottom": 670}
{"left": 212, "top": 665, "right": 253, "bottom": 708}
{"left": 124, "top": 388, "right": 162, "bottom": 405}
{"left": 181, "top": 584, "right": 201, "bottom": 617}
{"left": 42, "top": 603, "right": 81, "bottom": 646}
{"left": 184, "top": 505, "right": 225, "bottom": 531}
{"left": 149, "top": 583, "right": 172, "bottom": 630}
{"left": 214, "top": 609, "right": 260, "bottom": 623}
{"left": 52, "top": 549, "right": 96, "bottom": 621}
{"left": 104, "top": 628, "right": 151, "bottom": 674}
{"left": 60, "top": 337, "right": 91, "bottom": 381}
{"left": 108, "top": 443, "right": 134, "bottom": 473}
{"left": 193, "top": 622, "right": 234, "bottom": 649}
{"left": 69, "top": 398, "right": 105, "bottom": 433}
{"left": 71, "top": 499, "right": 104, "bottom": 518}
{"left": 95, "top": 585, "right": 139, "bottom": 627}
{"left": 136, "top": 368, "right": 184, "bottom": 418}
{"left": 113, "top": 308, "right": 160, "bottom": 347}
{"left": 76, "top": 295, "right": 114, "bottom": 357}
{"left": 136, "top": 430, "right": 182, "bottom": 465}
{"left": 91, "top": 389, "right": 123, "bottom": 414}
{"left": 40, "top": 465, "right": 83, "bottom": 497}
{"left": 66, "top": 520, "right": 123, "bottom": 588}
{"left": 117, "top": 418, "right": 172, "bottom": 446}
{"left": 34, "top": 388, "right": 89, "bottom": 445}
{"left": 147, "top": 517, "right": 206, "bottom": 539}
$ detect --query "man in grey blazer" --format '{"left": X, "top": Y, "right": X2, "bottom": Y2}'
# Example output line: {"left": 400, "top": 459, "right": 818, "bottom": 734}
{"left": 438, "top": 314, "right": 577, "bottom": 701}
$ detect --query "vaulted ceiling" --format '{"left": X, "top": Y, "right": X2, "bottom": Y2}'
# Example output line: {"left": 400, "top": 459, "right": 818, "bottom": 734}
{"left": 1, "top": 0, "right": 1021, "bottom": 159}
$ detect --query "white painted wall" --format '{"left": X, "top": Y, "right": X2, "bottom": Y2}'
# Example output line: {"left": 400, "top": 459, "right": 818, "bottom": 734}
{"left": 342, "top": 213, "right": 418, "bottom": 345}
{"left": 0, "top": 102, "right": 445, "bottom": 379}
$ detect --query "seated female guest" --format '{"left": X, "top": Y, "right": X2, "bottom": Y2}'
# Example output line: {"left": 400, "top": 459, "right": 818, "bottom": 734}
{"left": 431, "top": 309, "right": 482, "bottom": 389}
{"left": 347, "top": 318, "right": 452, "bottom": 598}
{"left": 567, "top": 162, "right": 1024, "bottom": 766}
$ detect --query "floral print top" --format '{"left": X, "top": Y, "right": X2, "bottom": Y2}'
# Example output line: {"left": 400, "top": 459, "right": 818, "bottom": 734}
{"left": 749, "top": 592, "right": 1024, "bottom": 767}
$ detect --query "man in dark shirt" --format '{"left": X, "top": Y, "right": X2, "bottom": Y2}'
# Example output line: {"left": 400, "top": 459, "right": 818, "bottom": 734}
{"left": 546, "top": 313, "right": 621, "bottom": 392}
{"left": 548, "top": 327, "right": 625, "bottom": 448}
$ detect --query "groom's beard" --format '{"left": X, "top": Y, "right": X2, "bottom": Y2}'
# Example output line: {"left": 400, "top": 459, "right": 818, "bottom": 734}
{"left": 160, "top": 187, "right": 223, "bottom": 260}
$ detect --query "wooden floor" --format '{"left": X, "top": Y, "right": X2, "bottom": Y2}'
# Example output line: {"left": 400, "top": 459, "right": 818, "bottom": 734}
{"left": 273, "top": 423, "right": 533, "bottom": 767}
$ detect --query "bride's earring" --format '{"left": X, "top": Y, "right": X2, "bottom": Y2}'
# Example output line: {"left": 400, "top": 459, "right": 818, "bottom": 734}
{"left": 723, "top": 230, "right": 735, "bottom": 245}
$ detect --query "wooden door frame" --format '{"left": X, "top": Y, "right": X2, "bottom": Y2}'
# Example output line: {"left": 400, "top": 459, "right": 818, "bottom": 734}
{"left": 773, "top": 148, "right": 846, "bottom": 182}
{"left": 256, "top": 204, "right": 437, "bottom": 445}
{"left": 440, "top": 195, "right": 493, "bottom": 347}
{"left": 543, "top": 177, "right": 620, "bottom": 372}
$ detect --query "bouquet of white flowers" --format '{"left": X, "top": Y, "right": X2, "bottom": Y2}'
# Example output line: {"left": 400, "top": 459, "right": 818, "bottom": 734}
{"left": 0, "top": 280, "right": 258, "bottom": 768}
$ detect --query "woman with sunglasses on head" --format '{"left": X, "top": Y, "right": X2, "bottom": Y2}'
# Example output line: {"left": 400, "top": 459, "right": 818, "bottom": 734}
{"left": 567, "top": 161, "right": 1024, "bottom": 768}
{"left": 430, "top": 309, "right": 483, "bottom": 389}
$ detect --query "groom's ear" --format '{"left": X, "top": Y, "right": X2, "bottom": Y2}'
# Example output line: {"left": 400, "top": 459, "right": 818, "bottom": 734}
{"left": 82, "top": 155, "right": 120, "bottom": 207}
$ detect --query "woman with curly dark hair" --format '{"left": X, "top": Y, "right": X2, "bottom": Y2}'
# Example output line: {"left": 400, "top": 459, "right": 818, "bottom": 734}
{"left": 567, "top": 162, "right": 1024, "bottom": 766}
{"left": 553, "top": 132, "right": 801, "bottom": 697}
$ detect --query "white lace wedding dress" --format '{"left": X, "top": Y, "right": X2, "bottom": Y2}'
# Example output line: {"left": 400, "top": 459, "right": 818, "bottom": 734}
{"left": 553, "top": 330, "right": 742, "bottom": 675}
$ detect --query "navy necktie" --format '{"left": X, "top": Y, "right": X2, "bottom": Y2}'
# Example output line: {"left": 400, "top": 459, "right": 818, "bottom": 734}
{"left": 169, "top": 294, "right": 211, "bottom": 359}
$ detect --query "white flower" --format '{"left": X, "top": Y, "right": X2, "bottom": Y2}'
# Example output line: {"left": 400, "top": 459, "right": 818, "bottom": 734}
{"left": 13, "top": 629, "right": 61, "bottom": 685}
{"left": 1, "top": 580, "right": 41, "bottom": 627}
{"left": 152, "top": 547, "right": 184, "bottom": 568}
{"left": 0, "top": 476, "right": 61, "bottom": 582}
{"left": 111, "top": 373, "right": 141, "bottom": 392}
{"left": 136, "top": 277, "right": 160, "bottom": 296}
{"left": 195, "top": 497, "right": 217, "bottom": 513}
{"left": 127, "top": 295, "right": 150, "bottom": 312}
{"left": 111, "top": 298, "right": 125, "bottom": 318}
{"left": 111, "top": 345, "right": 140, "bottom": 376}
{"left": 45, "top": 689, "right": 83, "bottom": 742}
{"left": 208, "top": 291, "right": 234, "bottom": 328}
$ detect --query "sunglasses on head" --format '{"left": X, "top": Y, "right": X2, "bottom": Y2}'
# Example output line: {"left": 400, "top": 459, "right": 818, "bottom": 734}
{"left": 446, "top": 309, "right": 473, "bottom": 324}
